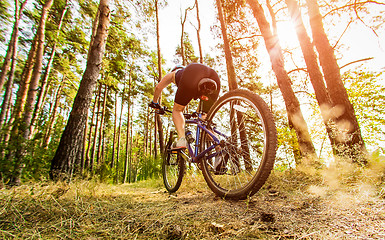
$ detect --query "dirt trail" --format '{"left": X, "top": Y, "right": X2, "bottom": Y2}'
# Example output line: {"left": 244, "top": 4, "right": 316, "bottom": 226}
{"left": 0, "top": 171, "right": 384, "bottom": 239}
{"left": 127, "top": 185, "right": 385, "bottom": 239}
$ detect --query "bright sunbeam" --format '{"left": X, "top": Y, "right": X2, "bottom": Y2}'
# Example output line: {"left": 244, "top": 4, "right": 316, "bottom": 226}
{"left": 276, "top": 21, "right": 299, "bottom": 48}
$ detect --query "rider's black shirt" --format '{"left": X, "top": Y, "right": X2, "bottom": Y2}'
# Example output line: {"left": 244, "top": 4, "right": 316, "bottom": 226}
{"left": 174, "top": 63, "right": 220, "bottom": 112}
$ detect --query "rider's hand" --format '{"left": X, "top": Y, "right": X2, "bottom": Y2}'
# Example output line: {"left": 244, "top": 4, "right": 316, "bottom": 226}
{"left": 149, "top": 101, "right": 161, "bottom": 109}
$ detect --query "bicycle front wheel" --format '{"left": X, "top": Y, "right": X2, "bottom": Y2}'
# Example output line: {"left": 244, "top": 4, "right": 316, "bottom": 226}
{"left": 162, "top": 131, "right": 185, "bottom": 193}
{"left": 200, "top": 89, "right": 277, "bottom": 199}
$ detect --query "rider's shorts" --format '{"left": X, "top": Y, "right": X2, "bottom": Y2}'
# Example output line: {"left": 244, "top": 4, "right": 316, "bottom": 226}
{"left": 174, "top": 63, "right": 221, "bottom": 113}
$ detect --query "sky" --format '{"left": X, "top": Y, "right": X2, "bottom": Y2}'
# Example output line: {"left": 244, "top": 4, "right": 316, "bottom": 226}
{"left": 157, "top": 0, "right": 219, "bottom": 69}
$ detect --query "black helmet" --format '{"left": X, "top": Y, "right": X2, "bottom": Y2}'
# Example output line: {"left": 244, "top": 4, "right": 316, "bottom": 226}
{"left": 171, "top": 64, "right": 185, "bottom": 72}
{"left": 198, "top": 78, "right": 217, "bottom": 97}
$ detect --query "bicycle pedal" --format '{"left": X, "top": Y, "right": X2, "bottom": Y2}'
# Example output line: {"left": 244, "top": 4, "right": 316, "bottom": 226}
{"left": 169, "top": 148, "right": 185, "bottom": 153}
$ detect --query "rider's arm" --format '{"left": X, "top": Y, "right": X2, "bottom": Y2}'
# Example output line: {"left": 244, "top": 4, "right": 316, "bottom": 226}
{"left": 152, "top": 71, "right": 176, "bottom": 103}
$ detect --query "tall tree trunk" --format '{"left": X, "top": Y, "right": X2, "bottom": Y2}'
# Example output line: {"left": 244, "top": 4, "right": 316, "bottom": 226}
{"left": 145, "top": 107, "right": 149, "bottom": 156}
{"left": 129, "top": 110, "right": 133, "bottom": 182}
{"left": 123, "top": 77, "right": 131, "bottom": 183}
{"left": 147, "top": 108, "right": 155, "bottom": 157}
{"left": 155, "top": 0, "right": 162, "bottom": 81}
{"left": 246, "top": 0, "right": 316, "bottom": 159}
{"left": 0, "top": 29, "right": 15, "bottom": 94}
{"left": 96, "top": 85, "right": 109, "bottom": 167}
{"left": 305, "top": 0, "right": 366, "bottom": 162}
{"left": 180, "top": 6, "right": 194, "bottom": 65}
{"left": 123, "top": 108, "right": 130, "bottom": 183}
{"left": 8, "top": 35, "right": 38, "bottom": 128}
{"left": 111, "top": 90, "right": 118, "bottom": 168}
{"left": 8, "top": 0, "right": 54, "bottom": 186}
{"left": 154, "top": 113, "right": 157, "bottom": 158}
{"left": 215, "top": 0, "right": 237, "bottom": 90}
{"left": 21, "top": 0, "right": 54, "bottom": 138}
{"left": 85, "top": 93, "right": 98, "bottom": 169}
{"left": 194, "top": 0, "right": 203, "bottom": 63}
{"left": 180, "top": 11, "right": 186, "bottom": 65}
{"left": 50, "top": 0, "right": 110, "bottom": 180}
{"left": 90, "top": 84, "right": 102, "bottom": 172}
{"left": 81, "top": 109, "right": 88, "bottom": 174}
{"left": 154, "top": 0, "right": 164, "bottom": 156}
{"left": 29, "top": 2, "right": 69, "bottom": 137}
{"left": 0, "top": 27, "right": 18, "bottom": 128}
{"left": 43, "top": 77, "right": 65, "bottom": 147}
{"left": 216, "top": 0, "right": 254, "bottom": 168}
{"left": 115, "top": 88, "right": 124, "bottom": 184}
{"left": 285, "top": 0, "right": 338, "bottom": 156}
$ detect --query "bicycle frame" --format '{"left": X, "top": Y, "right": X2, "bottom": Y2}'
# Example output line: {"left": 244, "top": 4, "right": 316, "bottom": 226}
{"left": 157, "top": 106, "right": 228, "bottom": 164}
{"left": 181, "top": 114, "right": 226, "bottom": 164}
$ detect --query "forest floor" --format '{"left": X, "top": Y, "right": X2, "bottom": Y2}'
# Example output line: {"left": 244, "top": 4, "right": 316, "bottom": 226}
{"left": 1, "top": 160, "right": 385, "bottom": 239}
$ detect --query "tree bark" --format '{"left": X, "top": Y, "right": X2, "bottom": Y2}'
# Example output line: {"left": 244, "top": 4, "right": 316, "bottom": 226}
{"left": 50, "top": 0, "right": 110, "bottom": 180}
{"left": 246, "top": 0, "right": 316, "bottom": 159}
{"left": 111, "top": 90, "right": 118, "bottom": 168}
{"left": 305, "top": 0, "right": 366, "bottom": 162}
{"left": 179, "top": 6, "right": 194, "bottom": 65}
{"left": 129, "top": 109, "right": 133, "bottom": 182}
{"left": 90, "top": 84, "right": 102, "bottom": 172}
{"left": 145, "top": 107, "right": 149, "bottom": 156}
{"left": 10, "top": 35, "right": 38, "bottom": 125}
{"left": 123, "top": 79, "right": 131, "bottom": 184}
{"left": 81, "top": 109, "right": 88, "bottom": 174}
{"left": 96, "top": 85, "right": 109, "bottom": 167}
{"left": 0, "top": 29, "right": 15, "bottom": 94}
{"left": 115, "top": 86, "right": 124, "bottom": 184}
{"left": 195, "top": 0, "right": 203, "bottom": 63}
{"left": 154, "top": 0, "right": 164, "bottom": 156}
{"left": 0, "top": 24, "right": 18, "bottom": 127}
{"left": 215, "top": 0, "right": 238, "bottom": 91}
{"left": 85, "top": 92, "right": 98, "bottom": 169}
{"left": 43, "top": 77, "right": 65, "bottom": 147}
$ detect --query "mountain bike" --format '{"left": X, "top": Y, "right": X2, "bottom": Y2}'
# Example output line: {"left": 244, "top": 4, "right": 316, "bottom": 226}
{"left": 158, "top": 89, "right": 277, "bottom": 200}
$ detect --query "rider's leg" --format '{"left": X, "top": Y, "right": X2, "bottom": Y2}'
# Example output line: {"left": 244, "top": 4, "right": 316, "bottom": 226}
{"left": 172, "top": 103, "right": 187, "bottom": 148}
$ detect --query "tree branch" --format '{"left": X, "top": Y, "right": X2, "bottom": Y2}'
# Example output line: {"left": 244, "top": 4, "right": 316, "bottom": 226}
{"left": 323, "top": 1, "right": 385, "bottom": 18}
{"left": 340, "top": 57, "right": 374, "bottom": 69}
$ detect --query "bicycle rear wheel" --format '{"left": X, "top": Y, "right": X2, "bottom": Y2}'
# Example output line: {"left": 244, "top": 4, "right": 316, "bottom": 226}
{"left": 162, "top": 131, "right": 185, "bottom": 193}
{"left": 200, "top": 89, "right": 277, "bottom": 199}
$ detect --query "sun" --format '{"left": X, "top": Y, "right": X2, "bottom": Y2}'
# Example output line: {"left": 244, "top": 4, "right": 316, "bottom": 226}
{"left": 276, "top": 21, "right": 300, "bottom": 49}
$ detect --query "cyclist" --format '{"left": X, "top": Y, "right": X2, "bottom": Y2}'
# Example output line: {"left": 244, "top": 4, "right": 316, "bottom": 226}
{"left": 149, "top": 63, "right": 221, "bottom": 149}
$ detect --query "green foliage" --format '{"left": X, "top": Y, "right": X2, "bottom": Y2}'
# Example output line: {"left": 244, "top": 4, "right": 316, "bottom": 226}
{"left": 78, "top": 0, "right": 99, "bottom": 20}
{"left": 175, "top": 33, "right": 198, "bottom": 64}
{"left": 343, "top": 70, "right": 385, "bottom": 153}
{"left": 274, "top": 110, "right": 299, "bottom": 168}
{"left": 0, "top": 0, "right": 11, "bottom": 43}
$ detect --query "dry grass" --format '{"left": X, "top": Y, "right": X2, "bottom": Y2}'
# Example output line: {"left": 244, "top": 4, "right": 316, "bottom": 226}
{"left": 1, "top": 160, "right": 385, "bottom": 239}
